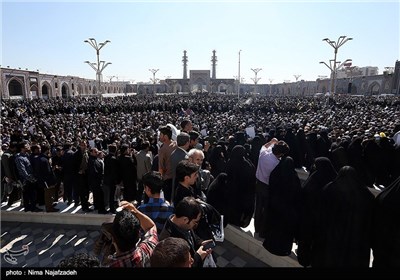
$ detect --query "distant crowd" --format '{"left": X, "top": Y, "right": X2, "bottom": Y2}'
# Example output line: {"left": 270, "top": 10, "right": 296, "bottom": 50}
{"left": 1, "top": 93, "right": 399, "bottom": 268}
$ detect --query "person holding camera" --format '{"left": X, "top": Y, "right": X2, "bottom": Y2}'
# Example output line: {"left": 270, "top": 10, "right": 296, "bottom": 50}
{"left": 104, "top": 200, "right": 158, "bottom": 267}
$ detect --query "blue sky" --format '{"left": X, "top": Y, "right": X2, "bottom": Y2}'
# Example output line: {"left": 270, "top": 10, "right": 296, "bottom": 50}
{"left": 1, "top": 0, "right": 399, "bottom": 84}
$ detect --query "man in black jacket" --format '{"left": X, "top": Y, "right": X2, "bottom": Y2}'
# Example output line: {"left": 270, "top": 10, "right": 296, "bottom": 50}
{"left": 159, "top": 196, "right": 212, "bottom": 267}
{"left": 103, "top": 144, "right": 120, "bottom": 213}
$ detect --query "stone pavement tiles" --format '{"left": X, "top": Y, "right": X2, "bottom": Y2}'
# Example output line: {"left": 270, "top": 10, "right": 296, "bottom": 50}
{"left": 1, "top": 222, "right": 268, "bottom": 268}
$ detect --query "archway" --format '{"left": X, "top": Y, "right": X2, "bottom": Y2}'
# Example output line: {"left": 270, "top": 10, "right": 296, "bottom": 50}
{"left": 30, "top": 84, "right": 39, "bottom": 99}
{"left": 348, "top": 83, "right": 357, "bottom": 94}
{"left": 41, "top": 83, "right": 51, "bottom": 99}
{"left": 77, "top": 84, "right": 84, "bottom": 96}
{"left": 8, "top": 78, "right": 24, "bottom": 98}
{"left": 173, "top": 84, "right": 182, "bottom": 93}
{"left": 368, "top": 82, "right": 380, "bottom": 95}
{"left": 218, "top": 83, "right": 227, "bottom": 93}
{"left": 61, "top": 83, "right": 69, "bottom": 98}
{"left": 191, "top": 78, "right": 207, "bottom": 93}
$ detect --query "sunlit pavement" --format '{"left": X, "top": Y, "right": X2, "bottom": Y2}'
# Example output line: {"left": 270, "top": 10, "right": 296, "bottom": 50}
{"left": 1, "top": 200, "right": 268, "bottom": 268}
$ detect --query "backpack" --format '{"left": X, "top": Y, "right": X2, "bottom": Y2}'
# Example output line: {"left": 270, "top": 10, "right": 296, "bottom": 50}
{"left": 195, "top": 199, "right": 224, "bottom": 242}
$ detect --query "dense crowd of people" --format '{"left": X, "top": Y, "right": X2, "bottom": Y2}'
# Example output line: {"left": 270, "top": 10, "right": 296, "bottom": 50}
{"left": 1, "top": 93, "right": 399, "bottom": 268}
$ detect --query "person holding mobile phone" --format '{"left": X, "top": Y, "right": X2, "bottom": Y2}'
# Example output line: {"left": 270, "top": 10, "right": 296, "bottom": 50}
{"left": 159, "top": 197, "right": 213, "bottom": 268}
{"left": 202, "top": 240, "right": 216, "bottom": 250}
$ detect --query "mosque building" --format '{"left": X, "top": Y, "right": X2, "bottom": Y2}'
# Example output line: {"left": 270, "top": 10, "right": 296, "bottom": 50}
{"left": 1, "top": 51, "right": 399, "bottom": 99}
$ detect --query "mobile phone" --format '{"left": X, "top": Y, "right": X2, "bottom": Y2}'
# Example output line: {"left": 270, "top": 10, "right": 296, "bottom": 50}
{"left": 203, "top": 240, "right": 216, "bottom": 250}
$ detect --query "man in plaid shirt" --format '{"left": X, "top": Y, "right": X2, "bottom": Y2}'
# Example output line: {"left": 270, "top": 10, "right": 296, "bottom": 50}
{"left": 107, "top": 201, "right": 158, "bottom": 267}
{"left": 138, "top": 171, "right": 174, "bottom": 234}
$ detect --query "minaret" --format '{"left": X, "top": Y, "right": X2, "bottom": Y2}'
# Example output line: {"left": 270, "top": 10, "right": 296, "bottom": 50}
{"left": 211, "top": 50, "right": 217, "bottom": 79}
{"left": 182, "top": 50, "right": 188, "bottom": 80}
{"left": 393, "top": 60, "right": 400, "bottom": 95}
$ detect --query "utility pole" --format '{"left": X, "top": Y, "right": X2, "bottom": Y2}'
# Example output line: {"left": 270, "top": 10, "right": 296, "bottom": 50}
{"left": 237, "top": 50, "right": 242, "bottom": 100}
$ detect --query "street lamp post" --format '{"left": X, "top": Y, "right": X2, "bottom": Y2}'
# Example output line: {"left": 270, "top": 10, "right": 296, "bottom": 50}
{"left": 322, "top": 36, "right": 353, "bottom": 95}
{"left": 237, "top": 50, "right": 242, "bottom": 100}
{"left": 250, "top": 68, "right": 262, "bottom": 94}
{"left": 84, "top": 38, "right": 111, "bottom": 99}
{"left": 294, "top": 75, "right": 301, "bottom": 95}
{"left": 320, "top": 58, "right": 352, "bottom": 95}
{"left": 164, "top": 76, "right": 171, "bottom": 93}
{"left": 108, "top": 76, "right": 117, "bottom": 82}
{"left": 269, "top": 79, "right": 273, "bottom": 95}
{"left": 149, "top": 69, "right": 159, "bottom": 94}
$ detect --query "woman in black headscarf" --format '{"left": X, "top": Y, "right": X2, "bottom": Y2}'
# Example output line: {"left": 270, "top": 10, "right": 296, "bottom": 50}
{"left": 311, "top": 166, "right": 375, "bottom": 267}
{"left": 208, "top": 145, "right": 226, "bottom": 179}
{"left": 347, "top": 137, "right": 373, "bottom": 187}
{"left": 372, "top": 175, "right": 400, "bottom": 268}
{"left": 262, "top": 156, "right": 302, "bottom": 256}
{"left": 206, "top": 172, "right": 228, "bottom": 218}
{"left": 297, "top": 157, "right": 337, "bottom": 267}
{"left": 225, "top": 145, "right": 256, "bottom": 228}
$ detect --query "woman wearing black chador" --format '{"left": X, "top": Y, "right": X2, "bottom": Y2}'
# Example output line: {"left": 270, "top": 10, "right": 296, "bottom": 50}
{"left": 372, "top": 175, "right": 400, "bottom": 268}
{"left": 297, "top": 157, "right": 337, "bottom": 266}
{"left": 262, "top": 156, "right": 302, "bottom": 256}
{"left": 225, "top": 145, "right": 256, "bottom": 228}
{"left": 308, "top": 166, "right": 374, "bottom": 267}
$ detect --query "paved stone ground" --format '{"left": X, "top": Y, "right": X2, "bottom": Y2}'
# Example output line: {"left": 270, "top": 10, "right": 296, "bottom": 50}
{"left": 0, "top": 221, "right": 268, "bottom": 268}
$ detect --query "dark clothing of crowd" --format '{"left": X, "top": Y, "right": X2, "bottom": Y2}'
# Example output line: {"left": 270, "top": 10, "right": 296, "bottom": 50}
{"left": 1, "top": 93, "right": 400, "bottom": 268}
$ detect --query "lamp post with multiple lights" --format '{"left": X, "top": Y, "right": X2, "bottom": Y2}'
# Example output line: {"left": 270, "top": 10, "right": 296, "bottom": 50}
{"left": 320, "top": 58, "right": 352, "bottom": 94}
{"left": 294, "top": 74, "right": 301, "bottom": 95}
{"left": 149, "top": 69, "right": 159, "bottom": 94}
{"left": 269, "top": 79, "right": 274, "bottom": 95}
{"left": 84, "top": 38, "right": 111, "bottom": 99}
{"left": 321, "top": 36, "right": 352, "bottom": 94}
{"left": 250, "top": 68, "right": 262, "bottom": 94}
{"left": 237, "top": 50, "right": 242, "bottom": 100}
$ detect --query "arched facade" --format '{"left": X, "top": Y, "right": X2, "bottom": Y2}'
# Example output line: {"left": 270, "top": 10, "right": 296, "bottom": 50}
{"left": 76, "top": 84, "right": 84, "bottom": 96}
{"left": 41, "top": 82, "right": 51, "bottom": 99}
{"left": 0, "top": 68, "right": 127, "bottom": 99}
{"left": 218, "top": 83, "right": 227, "bottom": 92}
{"left": 1, "top": 60, "right": 399, "bottom": 99}
{"left": 8, "top": 77, "right": 24, "bottom": 97}
{"left": 173, "top": 83, "right": 182, "bottom": 93}
{"left": 368, "top": 81, "right": 380, "bottom": 95}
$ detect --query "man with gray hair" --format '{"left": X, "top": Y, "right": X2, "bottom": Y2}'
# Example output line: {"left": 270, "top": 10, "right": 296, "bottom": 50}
{"left": 188, "top": 148, "right": 212, "bottom": 198}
